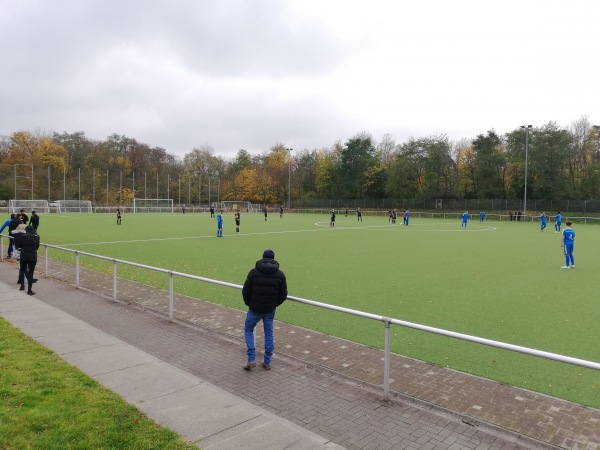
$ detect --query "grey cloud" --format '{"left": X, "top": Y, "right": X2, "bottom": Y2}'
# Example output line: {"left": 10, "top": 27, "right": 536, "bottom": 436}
{"left": 0, "top": 0, "right": 355, "bottom": 157}
{"left": 1, "top": 0, "right": 348, "bottom": 79}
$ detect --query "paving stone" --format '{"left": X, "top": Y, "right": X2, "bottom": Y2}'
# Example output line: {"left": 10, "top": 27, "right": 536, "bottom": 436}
{"left": 3, "top": 258, "right": 599, "bottom": 449}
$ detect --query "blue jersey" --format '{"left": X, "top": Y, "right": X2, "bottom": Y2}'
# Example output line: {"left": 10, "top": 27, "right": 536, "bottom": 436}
{"left": 216, "top": 213, "right": 222, "bottom": 222}
{"left": 540, "top": 214, "right": 546, "bottom": 224}
{"left": 462, "top": 213, "right": 468, "bottom": 222}
{"left": 0, "top": 218, "right": 11, "bottom": 234}
{"left": 556, "top": 213, "right": 562, "bottom": 224}
{"left": 562, "top": 228, "right": 575, "bottom": 243}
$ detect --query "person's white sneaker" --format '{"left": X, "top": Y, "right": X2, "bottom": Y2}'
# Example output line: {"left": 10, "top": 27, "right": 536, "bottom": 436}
{"left": 561, "top": 266, "right": 570, "bottom": 269}
{"left": 571, "top": 265, "right": 575, "bottom": 268}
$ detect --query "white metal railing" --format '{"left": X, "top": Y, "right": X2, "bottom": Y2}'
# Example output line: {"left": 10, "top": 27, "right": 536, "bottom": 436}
{"left": 2, "top": 236, "right": 600, "bottom": 401}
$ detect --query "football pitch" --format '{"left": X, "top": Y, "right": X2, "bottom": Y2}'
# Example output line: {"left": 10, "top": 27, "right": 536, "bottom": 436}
{"left": 36, "top": 211, "right": 600, "bottom": 408}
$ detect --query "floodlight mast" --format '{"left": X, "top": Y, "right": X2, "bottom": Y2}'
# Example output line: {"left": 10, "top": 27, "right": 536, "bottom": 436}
{"left": 521, "top": 125, "right": 532, "bottom": 221}
{"left": 286, "top": 148, "right": 293, "bottom": 209}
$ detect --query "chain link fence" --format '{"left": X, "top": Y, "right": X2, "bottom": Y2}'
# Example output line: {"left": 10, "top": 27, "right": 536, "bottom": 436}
{"left": 293, "top": 198, "right": 600, "bottom": 214}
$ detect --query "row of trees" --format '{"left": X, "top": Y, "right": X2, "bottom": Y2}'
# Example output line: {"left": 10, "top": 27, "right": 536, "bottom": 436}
{"left": 1, "top": 117, "right": 599, "bottom": 207}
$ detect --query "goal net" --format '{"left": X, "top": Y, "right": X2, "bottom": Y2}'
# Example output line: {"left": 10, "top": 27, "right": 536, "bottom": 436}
{"left": 9, "top": 199, "right": 50, "bottom": 214}
{"left": 133, "top": 198, "right": 174, "bottom": 213}
{"left": 220, "top": 201, "right": 254, "bottom": 212}
{"left": 56, "top": 200, "right": 93, "bottom": 213}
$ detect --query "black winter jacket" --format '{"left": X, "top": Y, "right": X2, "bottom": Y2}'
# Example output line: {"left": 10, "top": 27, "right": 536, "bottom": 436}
{"left": 8, "top": 217, "right": 21, "bottom": 234}
{"left": 242, "top": 258, "right": 287, "bottom": 313}
{"left": 11, "top": 229, "right": 26, "bottom": 250}
{"left": 18, "top": 232, "right": 39, "bottom": 263}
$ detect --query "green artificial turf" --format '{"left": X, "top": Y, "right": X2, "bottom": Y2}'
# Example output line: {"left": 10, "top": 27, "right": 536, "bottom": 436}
{"left": 29, "top": 210, "right": 600, "bottom": 408}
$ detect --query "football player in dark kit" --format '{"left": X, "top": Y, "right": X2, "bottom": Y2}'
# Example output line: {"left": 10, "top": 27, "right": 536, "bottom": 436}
{"left": 17, "top": 209, "right": 29, "bottom": 225}
{"left": 29, "top": 211, "right": 40, "bottom": 231}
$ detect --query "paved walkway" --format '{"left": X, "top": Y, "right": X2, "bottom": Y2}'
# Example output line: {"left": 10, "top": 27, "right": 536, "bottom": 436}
{"left": 1, "top": 259, "right": 599, "bottom": 449}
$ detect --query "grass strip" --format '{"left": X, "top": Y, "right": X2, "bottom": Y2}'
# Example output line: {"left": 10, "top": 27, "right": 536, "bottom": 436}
{"left": 0, "top": 318, "right": 198, "bottom": 449}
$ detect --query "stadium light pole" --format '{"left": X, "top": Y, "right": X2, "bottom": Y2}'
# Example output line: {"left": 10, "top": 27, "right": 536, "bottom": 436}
{"left": 594, "top": 125, "right": 600, "bottom": 160}
{"left": 286, "top": 148, "right": 293, "bottom": 209}
{"left": 521, "top": 125, "right": 532, "bottom": 221}
{"left": 217, "top": 172, "right": 220, "bottom": 206}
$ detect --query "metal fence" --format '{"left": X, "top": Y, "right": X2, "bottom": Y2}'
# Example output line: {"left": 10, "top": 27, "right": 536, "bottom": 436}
{"left": 2, "top": 236, "right": 599, "bottom": 401}
{"left": 293, "top": 198, "right": 600, "bottom": 214}
{"left": 290, "top": 209, "right": 600, "bottom": 224}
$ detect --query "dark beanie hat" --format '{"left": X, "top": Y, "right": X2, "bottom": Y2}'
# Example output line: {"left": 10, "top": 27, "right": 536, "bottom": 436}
{"left": 25, "top": 225, "right": 34, "bottom": 232}
{"left": 263, "top": 249, "right": 275, "bottom": 259}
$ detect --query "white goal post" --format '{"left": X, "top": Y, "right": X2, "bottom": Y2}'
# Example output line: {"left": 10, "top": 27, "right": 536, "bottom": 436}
{"left": 133, "top": 198, "right": 174, "bottom": 213}
{"left": 56, "top": 200, "right": 93, "bottom": 213}
{"left": 220, "top": 201, "right": 254, "bottom": 212}
{"left": 9, "top": 199, "right": 50, "bottom": 214}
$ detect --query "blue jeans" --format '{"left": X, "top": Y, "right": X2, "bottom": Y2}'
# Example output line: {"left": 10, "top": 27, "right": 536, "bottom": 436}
{"left": 244, "top": 309, "right": 275, "bottom": 365}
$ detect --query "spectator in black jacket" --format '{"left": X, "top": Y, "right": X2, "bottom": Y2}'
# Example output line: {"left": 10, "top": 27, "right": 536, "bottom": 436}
{"left": 18, "top": 226, "right": 40, "bottom": 295}
{"left": 13, "top": 224, "right": 36, "bottom": 285}
{"left": 242, "top": 249, "right": 287, "bottom": 370}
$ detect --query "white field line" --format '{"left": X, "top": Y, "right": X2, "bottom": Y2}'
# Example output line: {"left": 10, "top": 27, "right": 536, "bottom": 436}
{"left": 57, "top": 227, "right": 334, "bottom": 247}
{"left": 314, "top": 221, "right": 497, "bottom": 232}
{"left": 57, "top": 221, "right": 496, "bottom": 247}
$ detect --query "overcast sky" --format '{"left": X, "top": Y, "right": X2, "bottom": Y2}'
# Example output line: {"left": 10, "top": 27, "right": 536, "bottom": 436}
{"left": 1, "top": 0, "right": 598, "bottom": 158}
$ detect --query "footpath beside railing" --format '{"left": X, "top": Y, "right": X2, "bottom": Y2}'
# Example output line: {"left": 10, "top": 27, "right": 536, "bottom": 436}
{"left": 2, "top": 236, "right": 599, "bottom": 401}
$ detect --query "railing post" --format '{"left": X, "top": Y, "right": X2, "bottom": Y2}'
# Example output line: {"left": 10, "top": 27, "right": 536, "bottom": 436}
{"left": 383, "top": 318, "right": 391, "bottom": 402}
{"left": 44, "top": 245, "right": 48, "bottom": 277}
{"left": 168, "top": 271, "right": 174, "bottom": 322}
{"left": 1, "top": 236, "right": 4, "bottom": 261}
{"left": 75, "top": 251, "right": 80, "bottom": 289}
{"left": 112, "top": 259, "right": 117, "bottom": 302}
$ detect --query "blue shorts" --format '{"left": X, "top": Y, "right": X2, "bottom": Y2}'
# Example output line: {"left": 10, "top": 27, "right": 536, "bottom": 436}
{"left": 564, "top": 242, "right": 574, "bottom": 254}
